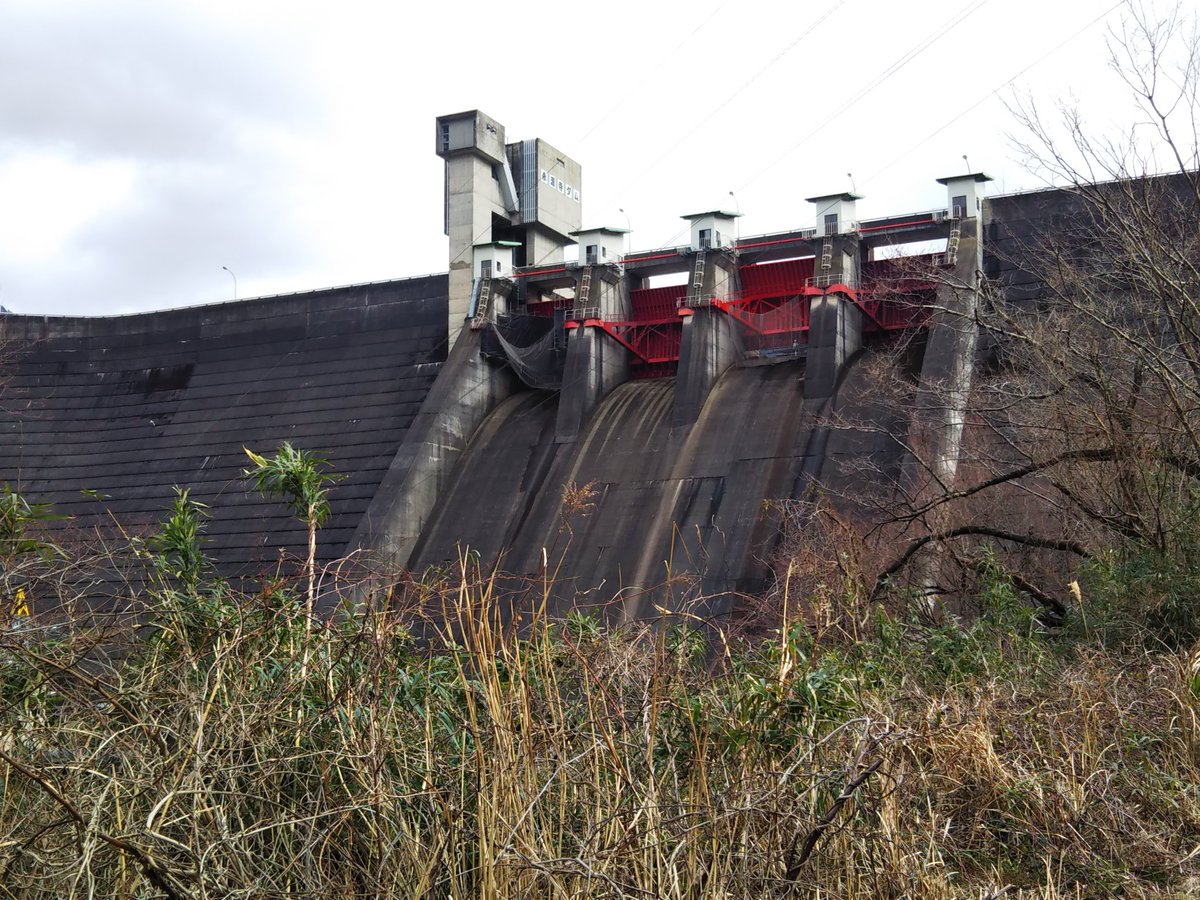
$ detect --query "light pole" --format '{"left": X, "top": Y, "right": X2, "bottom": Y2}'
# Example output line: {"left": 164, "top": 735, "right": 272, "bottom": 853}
{"left": 619, "top": 207, "right": 632, "bottom": 253}
{"left": 222, "top": 266, "right": 237, "bottom": 300}
{"left": 728, "top": 191, "right": 741, "bottom": 240}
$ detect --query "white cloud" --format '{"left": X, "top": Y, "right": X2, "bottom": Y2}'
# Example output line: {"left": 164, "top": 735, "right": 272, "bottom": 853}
{"left": 0, "top": 0, "right": 1138, "bottom": 316}
{"left": 0, "top": 154, "right": 136, "bottom": 260}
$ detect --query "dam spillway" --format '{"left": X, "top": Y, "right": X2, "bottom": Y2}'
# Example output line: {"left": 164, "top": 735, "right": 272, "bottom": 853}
{"left": 0, "top": 108, "right": 1071, "bottom": 620}
{"left": 361, "top": 323, "right": 925, "bottom": 621}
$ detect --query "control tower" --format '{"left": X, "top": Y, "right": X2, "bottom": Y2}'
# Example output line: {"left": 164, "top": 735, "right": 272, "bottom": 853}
{"left": 436, "top": 110, "right": 582, "bottom": 339}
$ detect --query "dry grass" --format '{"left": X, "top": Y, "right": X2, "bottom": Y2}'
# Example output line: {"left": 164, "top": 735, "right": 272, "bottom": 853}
{"left": 0, "top": 538, "right": 1198, "bottom": 898}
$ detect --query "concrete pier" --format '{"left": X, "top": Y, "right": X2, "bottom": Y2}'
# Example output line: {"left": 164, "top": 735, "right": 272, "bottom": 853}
{"left": 555, "top": 321, "right": 632, "bottom": 443}
{"left": 902, "top": 184, "right": 987, "bottom": 607}
{"left": 673, "top": 248, "right": 742, "bottom": 427}
{"left": 804, "top": 235, "right": 862, "bottom": 402}
{"left": 349, "top": 325, "right": 519, "bottom": 568}
{"left": 912, "top": 217, "right": 982, "bottom": 486}
{"left": 673, "top": 306, "right": 742, "bottom": 427}
{"left": 555, "top": 262, "right": 632, "bottom": 442}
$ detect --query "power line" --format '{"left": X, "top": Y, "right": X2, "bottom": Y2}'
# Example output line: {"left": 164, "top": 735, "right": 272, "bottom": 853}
{"left": 620, "top": 0, "right": 850, "bottom": 196}
{"left": 576, "top": 2, "right": 731, "bottom": 145}
{"left": 653, "top": 2, "right": 992, "bottom": 251}
{"left": 464, "top": 2, "right": 1116, "bottom": 279}
{"left": 735, "top": 0, "right": 991, "bottom": 197}
{"left": 860, "top": 1, "right": 1123, "bottom": 186}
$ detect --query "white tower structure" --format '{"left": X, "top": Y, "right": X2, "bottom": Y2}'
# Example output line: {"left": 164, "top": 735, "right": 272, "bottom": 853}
{"left": 680, "top": 210, "right": 740, "bottom": 251}
{"left": 935, "top": 172, "right": 993, "bottom": 219}
{"left": 571, "top": 227, "right": 627, "bottom": 266}
{"left": 805, "top": 192, "right": 861, "bottom": 236}
{"left": 436, "top": 110, "right": 582, "bottom": 339}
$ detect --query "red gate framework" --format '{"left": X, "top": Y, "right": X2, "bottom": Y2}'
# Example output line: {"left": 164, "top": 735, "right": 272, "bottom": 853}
{"left": 577, "top": 256, "right": 940, "bottom": 378}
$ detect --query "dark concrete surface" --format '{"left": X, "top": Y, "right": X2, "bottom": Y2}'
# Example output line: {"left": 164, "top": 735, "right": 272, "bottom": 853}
{"left": 405, "top": 349, "right": 915, "bottom": 621}
{"left": 0, "top": 277, "right": 447, "bottom": 582}
{"left": 0, "top": 183, "right": 1120, "bottom": 618}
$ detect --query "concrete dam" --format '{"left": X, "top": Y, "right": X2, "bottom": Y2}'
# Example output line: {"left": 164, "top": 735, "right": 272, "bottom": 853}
{"left": 0, "top": 109, "right": 1049, "bottom": 619}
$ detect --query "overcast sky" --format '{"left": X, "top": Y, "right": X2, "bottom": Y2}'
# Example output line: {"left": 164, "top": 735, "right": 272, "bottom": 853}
{"left": 0, "top": 0, "right": 1161, "bottom": 316}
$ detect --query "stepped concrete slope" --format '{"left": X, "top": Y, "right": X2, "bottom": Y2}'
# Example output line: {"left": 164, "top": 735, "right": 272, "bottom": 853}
{"left": 0, "top": 276, "right": 446, "bottom": 580}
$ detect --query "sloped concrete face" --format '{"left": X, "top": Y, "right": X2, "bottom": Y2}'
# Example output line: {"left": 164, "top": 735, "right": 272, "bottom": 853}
{"left": 1, "top": 177, "right": 1169, "bottom": 622}
{"left": 402, "top": 349, "right": 919, "bottom": 623}
{"left": 349, "top": 324, "right": 520, "bottom": 570}
{"left": 554, "top": 324, "right": 631, "bottom": 444}
{"left": 0, "top": 263, "right": 926, "bottom": 622}
{"left": 405, "top": 378, "right": 678, "bottom": 616}
{"left": 0, "top": 277, "right": 447, "bottom": 581}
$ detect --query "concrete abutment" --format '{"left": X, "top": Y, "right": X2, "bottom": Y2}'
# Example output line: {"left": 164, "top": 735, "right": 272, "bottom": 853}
{"left": 555, "top": 323, "right": 632, "bottom": 443}
{"left": 348, "top": 325, "right": 519, "bottom": 570}
{"left": 673, "top": 307, "right": 743, "bottom": 428}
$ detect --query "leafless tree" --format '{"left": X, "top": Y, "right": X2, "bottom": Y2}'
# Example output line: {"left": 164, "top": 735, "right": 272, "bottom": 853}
{"left": 866, "top": 1, "right": 1200, "bottom": 624}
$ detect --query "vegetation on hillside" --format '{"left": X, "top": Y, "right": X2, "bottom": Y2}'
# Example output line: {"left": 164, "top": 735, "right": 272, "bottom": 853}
{"left": 833, "top": 0, "right": 1200, "bottom": 626}
{"left": 0, "top": 3, "right": 1198, "bottom": 897}
{"left": 0, "top": 469, "right": 1199, "bottom": 897}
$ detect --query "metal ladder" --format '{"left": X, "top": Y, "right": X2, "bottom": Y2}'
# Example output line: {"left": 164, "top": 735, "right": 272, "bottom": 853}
{"left": 820, "top": 236, "right": 834, "bottom": 272}
{"left": 570, "top": 267, "right": 600, "bottom": 321}
{"left": 577, "top": 266, "right": 592, "bottom": 309}
{"left": 688, "top": 251, "right": 707, "bottom": 306}
{"left": 471, "top": 278, "right": 493, "bottom": 329}
{"left": 944, "top": 219, "right": 961, "bottom": 266}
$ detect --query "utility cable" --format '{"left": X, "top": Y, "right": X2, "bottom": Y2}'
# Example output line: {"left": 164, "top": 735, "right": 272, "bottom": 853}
{"left": 469, "top": 1, "right": 849, "bottom": 272}
{"left": 733, "top": 0, "right": 990, "bottom": 198}
{"left": 859, "top": 1, "right": 1123, "bottom": 187}
{"left": 640, "top": 1, "right": 990, "bottom": 252}
{"left": 576, "top": 2, "right": 731, "bottom": 145}
{"left": 621, "top": 0, "right": 850, "bottom": 197}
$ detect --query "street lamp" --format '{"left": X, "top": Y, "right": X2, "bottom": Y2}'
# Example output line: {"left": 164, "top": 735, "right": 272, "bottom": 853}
{"left": 222, "top": 266, "right": 237, "bottom": 300}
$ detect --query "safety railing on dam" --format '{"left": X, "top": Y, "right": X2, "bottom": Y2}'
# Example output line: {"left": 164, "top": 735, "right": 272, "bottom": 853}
{"left": 502, "top": 209, "right": 955, "bottom": 377}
